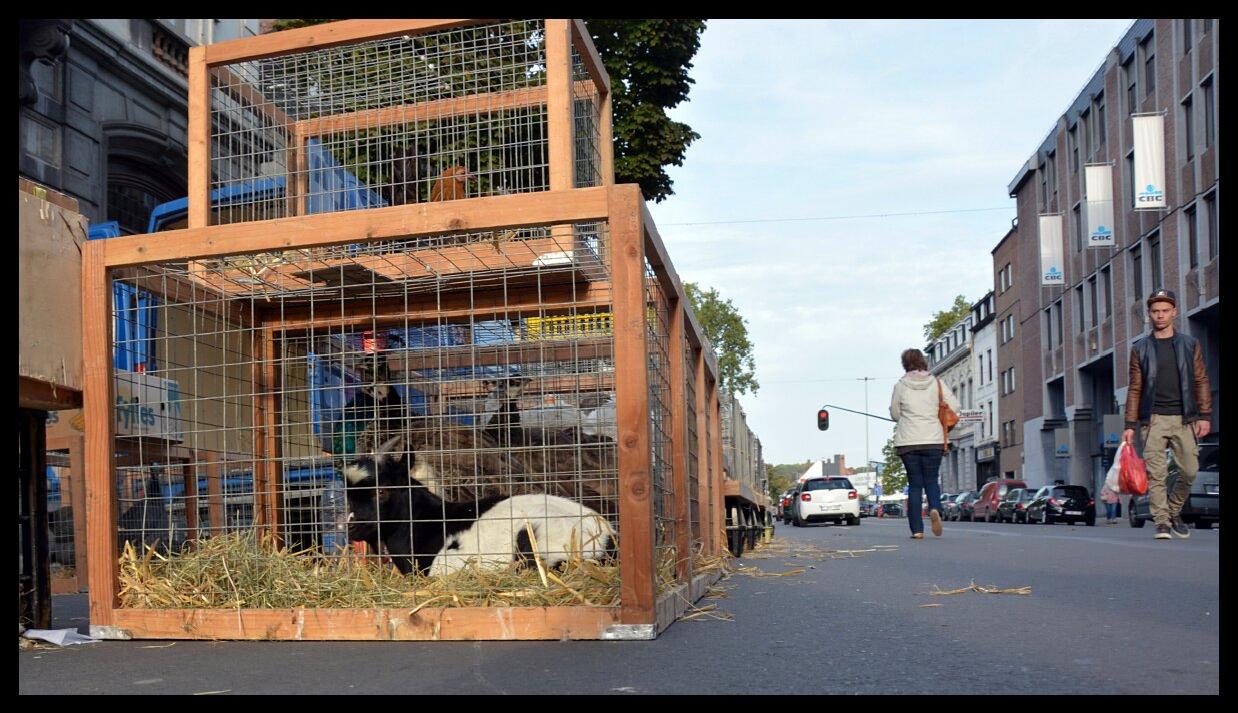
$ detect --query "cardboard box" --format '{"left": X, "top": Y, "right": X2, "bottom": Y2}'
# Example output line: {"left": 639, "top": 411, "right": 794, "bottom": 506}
{"left": 19, "top": 184, "right": 88, "bottom": 409}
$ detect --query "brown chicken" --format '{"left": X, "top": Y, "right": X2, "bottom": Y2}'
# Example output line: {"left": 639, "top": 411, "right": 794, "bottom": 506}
{"left": 429, "top": 165, "right": 469, "bottom": 202}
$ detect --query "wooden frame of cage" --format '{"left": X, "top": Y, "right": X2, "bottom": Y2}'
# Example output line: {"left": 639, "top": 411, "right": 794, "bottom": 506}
{"left": 187, "top": 19, "right": 614, "bottom": 227}
{"left": 83, "top": 180, "right": 727, "bottom": 640}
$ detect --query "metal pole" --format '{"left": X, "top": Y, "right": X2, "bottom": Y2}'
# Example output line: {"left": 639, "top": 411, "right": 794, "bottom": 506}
{"left": 859, "top": 377, "right": 874, "bottom": 495}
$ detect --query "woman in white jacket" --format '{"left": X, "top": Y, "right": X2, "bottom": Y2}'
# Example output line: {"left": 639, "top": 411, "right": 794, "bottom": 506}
{"left": 889, "top": 349, "right": 961, "bottom": 539}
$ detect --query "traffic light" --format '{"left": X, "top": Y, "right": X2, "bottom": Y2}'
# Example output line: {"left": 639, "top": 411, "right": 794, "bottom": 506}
{"left": 817, "top": 408, "right": 830, "bottom": 431}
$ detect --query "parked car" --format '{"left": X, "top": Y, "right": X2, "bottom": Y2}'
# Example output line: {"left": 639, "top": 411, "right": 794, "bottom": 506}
{"left": 996, "top": 488, "right": 1037, "bottom": 523}
{"left": 922, "top": 493, "right": 954, "bottom": 517}
{"left": 778, "top": 489, "right": 797, "bottom": 523}
{"left": 1129, "top": 438, "right": 1219, "bottom": 530}
{"left": 946, "top": 491, "right": 976, "bottom": 521}
{"left": 859, "top": 501, "right": 877, "bottom": 518}
{"left": 790, "top": 477, "right": 861, "bottom": 526}
{"left": 1025, "top": 484, "right": 1095, "bottom": 525}
{"left": 970, "top": 479, "right": 1027, "bottom": 522}
{"left": 880, "top": 502, "right": 904, "bottom": 518}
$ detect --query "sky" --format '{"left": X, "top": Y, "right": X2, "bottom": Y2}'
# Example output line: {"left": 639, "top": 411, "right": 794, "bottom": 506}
{"left": 644, "top": 19, "right": 1135, "bottom": 469}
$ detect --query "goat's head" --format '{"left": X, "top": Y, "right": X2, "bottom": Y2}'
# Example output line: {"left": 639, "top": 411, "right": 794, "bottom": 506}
{"left": 342, "top": 436, "right": 417, "bottom": 542}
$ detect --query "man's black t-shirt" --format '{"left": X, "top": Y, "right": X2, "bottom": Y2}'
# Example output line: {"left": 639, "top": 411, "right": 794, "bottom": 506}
{"left": 1152, "top": 336, "right": 1182, "bottom": 415}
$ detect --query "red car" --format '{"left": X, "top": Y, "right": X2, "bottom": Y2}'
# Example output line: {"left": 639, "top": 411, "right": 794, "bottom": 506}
{"left": 969, "top": 479, "right": 1027, "bottom": 522}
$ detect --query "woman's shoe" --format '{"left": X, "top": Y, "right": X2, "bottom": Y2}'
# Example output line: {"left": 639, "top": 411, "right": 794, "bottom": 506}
{"left": 910, "top": 532, "right": 924, "bottom": 539}
{"left": 930, "top": 509, "right": 943, "bottom": 537}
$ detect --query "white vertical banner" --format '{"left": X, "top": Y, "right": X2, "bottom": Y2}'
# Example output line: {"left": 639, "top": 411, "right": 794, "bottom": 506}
{"left": 1085, "top": 164, "right": 1116, "bottom": 247}
{"left": 1133, "top": 114, "right": 1166, "bottom": 210}
{"left": 1039, "top": 214, "right": 1065, "bottom": 285}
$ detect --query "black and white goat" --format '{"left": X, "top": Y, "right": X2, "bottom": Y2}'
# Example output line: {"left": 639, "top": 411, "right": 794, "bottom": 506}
{"left": 481, "top": 376, "right": 529, "bottom": 449}
{"left": 342, "top": 437, "right": 614, "bottom": 576}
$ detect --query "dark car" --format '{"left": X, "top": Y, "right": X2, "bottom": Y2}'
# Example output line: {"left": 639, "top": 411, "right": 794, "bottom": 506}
{"left": 971, "top": 479, "right": 1027, "bottom": 522}
{"left": 1026, "top": 484, "right": 1095, "bottom": 525}
{"left": 859, "top": 501, "right": 877, "bottom": 518}
{"left": 881, "top": 502, "right": 904, "bottom": 518}
{"left": 996, "top": 488, "right": 1037, "bottom": 523}
{"left": 1129, "top": 439, "right": 1219, "bottom": 529}
{"left": 778, "top": 489, "right": 797, "bottom": 523}
{"left": 946, "top": 491, "right": 976, "bottom": 521}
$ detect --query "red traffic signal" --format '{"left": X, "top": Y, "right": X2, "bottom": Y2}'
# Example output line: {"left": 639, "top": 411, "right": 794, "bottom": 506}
{"left": 817, "top": 408, "right": 830, "bottom": 431}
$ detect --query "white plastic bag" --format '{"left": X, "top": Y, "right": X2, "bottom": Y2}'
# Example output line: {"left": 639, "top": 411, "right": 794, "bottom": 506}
{"left": 1104, "top": 442, "right": 1123, "bottom": 492}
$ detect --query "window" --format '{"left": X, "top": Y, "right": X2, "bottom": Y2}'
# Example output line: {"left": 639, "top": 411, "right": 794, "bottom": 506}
{"left": 987, "top": 349, "right": 993, "bottom": 382}
{"left": 1126, "top": 60, "right": 1137, "bottom": 115}
{"left": 1183, "top": 18, "right": 1193, "bottom": 53}
{"left": 1101, "top": 266, "right": 1112, "bottom": 318}
{"left": 1149, "top": 232, "right": 1163, "bottom": 290}
{"left": 1205, "top": 192, "right": 1218, "bottom": 259}
{"left": 1055, "top": 299, "right": 1064, "bottom": 343}
{"left": 1044, "top": 307, "right": 1053, "bottom": 349}
{"left": 1076, "top": 285, "right": 1086, "bottom": 332}
{"left": 1010, "top": 368, "right": 1015, "bottom": 392}
{"left": 1007, "top": 315, "right": 1015, "bottom": 342}
{"left": 1047, "top": 151, "right": 1058, "bottom": 204}
{"left": 1096, "top": 93, "right": 1106, "bottom": 151}
{"left": 1006, "top": 265, "right": 1013, "bottom": 292}
{"left": 1126, "top": 151, "right": 1137, "bottom": 208}
{"left": 1001, "top": 370, "right": 1008, "bottom": 396}
{"left": 1183, "top": 94, "right": 1194, "bottom": 162}
{"left": 1088, "top": 275, "right": 1099, "bottom": 326}
{"left": 1187, "top": 204, "right": 1199, "bottom": 269}
{"left": 1143, "top": 32, "right": 1156, "bottom": 97}
{"left": 1073, "top": 203, "right": 1083, "bottom": 252}
{"left": 1202, "top": 77, "right": 1214, "bottom": 148}
{"left": 1039, "top": 161, "right": 1048, "bottom": 209}
{"left": 1131, "top": 244, "right": 1144, "bottom": 300}
{"left": 988, "top": 401, "right": 994, "bottom": 438}
{"left": 1069, "top": 127, "right": 1079, "bottom": 173}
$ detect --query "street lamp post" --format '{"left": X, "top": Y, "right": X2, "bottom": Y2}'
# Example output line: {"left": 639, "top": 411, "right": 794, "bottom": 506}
{"left": 858, "top": 377, "right": 875, "bottom": 494}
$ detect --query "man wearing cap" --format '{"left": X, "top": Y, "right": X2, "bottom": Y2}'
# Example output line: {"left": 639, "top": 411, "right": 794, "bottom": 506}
{"left": 1121, "top": 289, "right": 1213, "bottom": 540}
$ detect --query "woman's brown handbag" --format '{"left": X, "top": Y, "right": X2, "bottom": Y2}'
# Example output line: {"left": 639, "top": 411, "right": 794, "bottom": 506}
{"left": 937, "top": 378, "right": 959, "bottom": 451}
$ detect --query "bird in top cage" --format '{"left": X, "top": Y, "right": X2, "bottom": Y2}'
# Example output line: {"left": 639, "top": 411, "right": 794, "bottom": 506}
{"left": 429, "top": 166, "right": 470, "bottom": 202}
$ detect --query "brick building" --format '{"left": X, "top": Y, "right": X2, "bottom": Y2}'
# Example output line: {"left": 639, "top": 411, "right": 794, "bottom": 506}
{"left": 999, "top": 18, "right": 1220, "bottom": 491}
{"left": 992, "top": 226, "right": 1023, "bottom": 480}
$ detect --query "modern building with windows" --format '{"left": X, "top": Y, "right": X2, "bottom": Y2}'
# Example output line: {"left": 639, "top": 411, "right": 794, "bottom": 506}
{"left": 999, "top": 18, "right": 1219, "bottom": 493}
{"left": 19, "top": 19, "right": 266, "bottom": 232}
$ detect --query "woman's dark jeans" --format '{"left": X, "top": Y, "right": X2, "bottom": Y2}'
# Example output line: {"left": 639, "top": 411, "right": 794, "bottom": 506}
{"left": 1105, "top": 502, "right": 1118, "bottom": 519}
{"left": 900, "top": 448, "right": 945, "bottom": 534}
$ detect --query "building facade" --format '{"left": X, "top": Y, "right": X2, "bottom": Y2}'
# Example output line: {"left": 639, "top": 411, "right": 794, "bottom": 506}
{"left": 19, "top": 19, "right": 265, "bottom": 231}
{"left": 970, "top": 291, "right": 1000, "bottom": 484}
{"left": 1001, "top": 18, "right": 1220, "bottom": 493}
{"left": 927, "top": 311, "right": 975, "bottom": 493}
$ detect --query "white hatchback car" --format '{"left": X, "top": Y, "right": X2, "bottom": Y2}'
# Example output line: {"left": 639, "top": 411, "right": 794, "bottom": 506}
{"left": 791, "top": 476, "right": 861, "bottom": 526}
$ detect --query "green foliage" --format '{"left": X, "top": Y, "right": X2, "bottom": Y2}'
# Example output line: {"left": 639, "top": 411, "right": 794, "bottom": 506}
{"left": 684, "top": 282, "right": 758, "bottom": 396}
{"left": 765, "top": 462, "right": 807, "bottom": 501}
{"left": 270, "top": 19, "right": 341, "bottom": 31}
{"left": 880, "top": 437, "right": 908, "bottom": 497}
{"left": 581, "top": 19, "right": 705, "bottom": 202}
{"left": 923, "top": 294, "right": 972, "bottom": 343}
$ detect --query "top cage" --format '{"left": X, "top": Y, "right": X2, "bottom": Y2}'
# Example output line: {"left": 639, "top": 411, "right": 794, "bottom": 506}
{"left": 193, "top": 19, "right": 613, "bottom": 227}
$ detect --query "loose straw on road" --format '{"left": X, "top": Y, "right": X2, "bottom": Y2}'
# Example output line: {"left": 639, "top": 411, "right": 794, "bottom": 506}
{"left": 928, "top": 580, "right": 1032, "bottom": 596}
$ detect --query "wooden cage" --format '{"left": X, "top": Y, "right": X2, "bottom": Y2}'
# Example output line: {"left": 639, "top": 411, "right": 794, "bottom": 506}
{"left": 83, "top": 19, "right": 728, "bottom": 641}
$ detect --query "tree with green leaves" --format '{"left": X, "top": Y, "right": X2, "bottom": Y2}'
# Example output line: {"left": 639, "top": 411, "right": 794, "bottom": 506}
{"left": 582, "top": 19, "right": 705, "bottom": 202}
{"left": 922, "top": 294, "right": 972, "bottom": 343}
{"left": 765, "top": 462, "right": 808, "bottom": 501}
{"left": 684, "top": 282, "right": 758, "bottom": 396}
{"left": 880, "top": 436, "right": 908, "bottom": 497}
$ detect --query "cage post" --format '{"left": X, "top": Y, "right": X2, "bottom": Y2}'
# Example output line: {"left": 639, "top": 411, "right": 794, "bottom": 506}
{"left": 251, "top": 326, "right": 283, "bottom": 541}
{"left": 204, "top": 450, "right": 224, "bottom": 533}
{"left": 187, "top": 45, "right": 210, "bottom": 229}
{"left": 67, "top": 434, "right": 89, "bottom": 588}
{"left": 668, "top": 301, "right": 691, "bottom": 582}
{"left": 183, "top": 447, "right": 200, "bottom": 544}
{"left": 546, "top": 19, "right": 574, "bottom": 191}
{"left": 609, "top": 184, "right": 655, "bottom": 624}
{"left": 709, "top": 386, "right": 725, "bottom": 554}
{"left": 693, "top": 348, "right": 713, "bottom": 555}
{"left": 83, "top": 242, "right": 117, "bottom": 627}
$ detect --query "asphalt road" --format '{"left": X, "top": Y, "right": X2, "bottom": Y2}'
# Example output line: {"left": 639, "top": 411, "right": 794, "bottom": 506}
{"left": 19, "top": 516, "right": 1219, "bottom": 694}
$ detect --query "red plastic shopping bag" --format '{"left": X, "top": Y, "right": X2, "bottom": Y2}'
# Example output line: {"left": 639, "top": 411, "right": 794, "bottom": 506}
{"left": 1118, "top": 441, "right": 1148, "bottom": 496}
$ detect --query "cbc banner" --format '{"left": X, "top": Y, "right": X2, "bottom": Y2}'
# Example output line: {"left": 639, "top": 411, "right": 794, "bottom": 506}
{"left": 1133, "top": 114, "right": 1166, "bottom": 210}
{"left": 1039, "top": 213, "right": 1065, "bottom": 285}
{"left": 1084, "top": 164, "right": 1116, "bottom": 247}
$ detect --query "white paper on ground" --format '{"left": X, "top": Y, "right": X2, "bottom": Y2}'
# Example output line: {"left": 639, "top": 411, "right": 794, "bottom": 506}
{"left": 22, "top": 628, "right": 100, "bottom": 646}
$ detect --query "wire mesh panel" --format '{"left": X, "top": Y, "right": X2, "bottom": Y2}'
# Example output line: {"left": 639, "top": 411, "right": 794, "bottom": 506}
{"left": 204, "top": 20, "right": 605, "bottom": 225}
{"left": 684, "top": 341, "right": 700, "bottom": 549}
{"left": 571, "top": 45, "right": 602, "bottom": 189}
{"left": 45, "top": 453, "right": 76, "bottom": 577}
{"left": 109, "top": 220, "right": 626, "bottom": 608}
{"left": 644, "top": 261, "right": 675, "bottom": 591}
